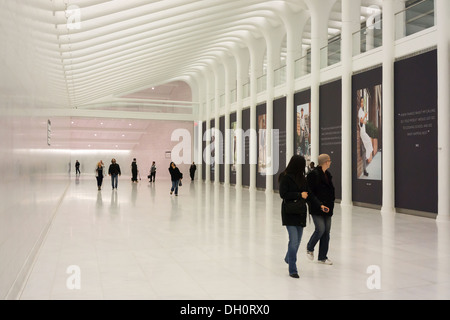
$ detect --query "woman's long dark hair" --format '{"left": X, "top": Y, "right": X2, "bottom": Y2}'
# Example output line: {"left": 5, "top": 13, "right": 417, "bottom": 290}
{"left": 278, "top": 155, "right": 307, "bottom": 187}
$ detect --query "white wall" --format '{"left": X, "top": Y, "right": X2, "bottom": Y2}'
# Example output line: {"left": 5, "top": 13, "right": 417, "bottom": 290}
{"left": 68, "top": 120, "right": 194, "bottom": 183}
{"left": 0, "top": 1, "right": 72, "bottom": 299}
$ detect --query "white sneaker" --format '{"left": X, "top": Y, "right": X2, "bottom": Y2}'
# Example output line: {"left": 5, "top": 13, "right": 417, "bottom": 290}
{"left": 306, "top": 251, "right": 314, "bottom": 261}
{"left": 318, "top": 259, "right": 333, "bottom": 265}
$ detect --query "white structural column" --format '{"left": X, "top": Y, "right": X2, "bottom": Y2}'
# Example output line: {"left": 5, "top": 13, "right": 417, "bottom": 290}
{"left": 204, "top": 70, "right": 213, "bottom": 182}
{"left": 249, "top": 37, "right": 265, "bottom": 191}
{"left": 264, "top": 25, "right": 284, "bottom": 193}
{"left": 285, "top": 9, "right": 309, "bottom": 163}
{"left": 223, "top": 57, "right": 235, "bottom": 186}
{"left": 340, "top": 0, "right": 360, "bottom": 206}
{"left": 265, "top": 37, "right": 275, "bottom": 193}
{"left": 235, "top": 48, "right": 249, "bottom": 189}
{"left": 381, "top": 0, "right": 396, "bottom": 214}
{"left": 214, "top": 65, "right": 222, "bottom": 184}
{"left": 196, "top": 81, "right": 205, "bottom": 180}
{"left": 307, "top": 0, "right": 334, "bottom": 164}
{"left": 436, "top": 0, "right": 450, "bottom": 222}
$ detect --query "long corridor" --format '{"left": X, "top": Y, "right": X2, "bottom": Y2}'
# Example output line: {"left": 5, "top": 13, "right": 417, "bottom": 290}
{"left": 19, "top": 176, "right": 450, "bottom": 300}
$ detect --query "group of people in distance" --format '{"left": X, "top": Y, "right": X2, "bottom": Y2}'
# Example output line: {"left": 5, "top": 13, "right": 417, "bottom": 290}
{"left": 94, "top": 158, "right": 121, "bottom": 190}
{"left": 90, "top": 158, "right": 198, "bottom": 195}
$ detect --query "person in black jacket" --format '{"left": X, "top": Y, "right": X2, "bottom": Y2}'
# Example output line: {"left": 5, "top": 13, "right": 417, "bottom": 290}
{"left": 306, "top": 154, "right": 335, "bottom": 265}
{"left": 131, "top": 158, "right": 138, "bottom": 183}
{"left": 168, "top": 162, "right": 183, "bottom": 196}
{"left": 108, "top": 158, "right": 121, "bottom": 189}
{"left": 279, "top": 155, "right": 329, "bottom": 278}
{"left": 189, "top": 162, "right": 197, "bottom": 181}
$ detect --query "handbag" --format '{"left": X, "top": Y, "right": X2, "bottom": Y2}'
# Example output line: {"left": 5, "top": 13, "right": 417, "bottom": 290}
{"left": 179, "top": 180, "right": 182, "bottom": 187}
{"left": 283, "top": 198, "right": 305, "bottom": 215}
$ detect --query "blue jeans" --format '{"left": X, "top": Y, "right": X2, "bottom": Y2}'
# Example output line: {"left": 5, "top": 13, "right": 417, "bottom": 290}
{"left": 307, "top": 214, "right": 332, "bottom": 261}
{"left": 285, "top": 226, "right": 303, "bottom": 275}
{"left": 171, "top": 180, "right": 179, "bottom": 195}
{"left": 111, "top": 174, "right": 118, "bottom": 189}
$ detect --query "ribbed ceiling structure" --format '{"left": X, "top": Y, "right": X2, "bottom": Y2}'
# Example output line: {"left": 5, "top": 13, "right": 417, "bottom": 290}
{"left": 15, "top": 0, "right": 382, "bottom": 109}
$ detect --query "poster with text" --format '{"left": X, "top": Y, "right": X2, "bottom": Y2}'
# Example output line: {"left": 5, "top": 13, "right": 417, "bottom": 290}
{"left": 394, "top": 50, "right": 437, "bottom": 214}
{"left": 352, "top": 67, "right": 382, "bottom": 206}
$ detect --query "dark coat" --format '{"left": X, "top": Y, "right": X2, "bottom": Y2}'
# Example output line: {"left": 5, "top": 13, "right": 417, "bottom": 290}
{"left": 169, "top": 166, "right": 183, "bottom": 181}
{"left": 307, "top": 167, "right": 335, "bottom": 216}
{"left": 108, "top": 163, "right": 121, "bottom": 175}
{"left": 279, "top": 173, "right": 322, "bottom": 226}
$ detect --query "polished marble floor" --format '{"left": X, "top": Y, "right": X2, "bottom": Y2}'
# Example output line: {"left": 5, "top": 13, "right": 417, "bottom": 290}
{"left": 19, "top": 175, "right": 450, "bottom": 300}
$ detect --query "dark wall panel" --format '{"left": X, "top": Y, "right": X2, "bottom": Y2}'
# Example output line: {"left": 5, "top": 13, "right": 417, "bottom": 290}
{"left": 273, "top": 97, "right": 286, "bottom": 191}
{"left": 394, "top": 50, "right": 438, "bottom": 214}
{"left": 319, "top": 79, "right": 342, "bottom": 200}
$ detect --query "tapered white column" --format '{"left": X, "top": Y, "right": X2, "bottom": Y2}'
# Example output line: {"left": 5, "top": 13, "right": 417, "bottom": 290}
{"left": 436, "top": 0, "right": 450, "bottom": 222}
{"left": 381, "top": 0, "right": 396, "bottom": 214}
{"left": 214, "top": 67, "right": 221, "bottom": 184}
{"left": 307, "top": 0, "right": 334, "bottom": 164}
{"left": 341, "top": 0, "right": 357, "bottom": 206}
{"left": 285, "top": 9, "right": 309, "bottom": 164}
{"left": 265, "top": 42, "right": 274, "bottom": 193}
{"left": 235, "top": 48, "right": 249, "bottom": 189}
{"left": 224, "top": 58, "right": 235, "bottom": 186}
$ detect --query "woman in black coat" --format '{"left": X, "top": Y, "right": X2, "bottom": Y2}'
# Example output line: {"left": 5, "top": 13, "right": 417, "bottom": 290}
{"left": 279, "top": 155, "right": 328, "bottom": 278}
{"left": 306, "top": 154, "right": 335, "bottom": 265}
{"left": 168, "top": 162, "right": 183, "bottom": 196}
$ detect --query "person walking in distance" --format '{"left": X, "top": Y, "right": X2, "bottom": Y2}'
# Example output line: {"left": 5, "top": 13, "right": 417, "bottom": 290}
{"left": 108, "top": 158, "right": 121, "bottom": 189}
{"left": 75, "top": 160, "right": 81, "bottom": 175}
{"left": 95, "top": 161, "right": 105, "bottom": 190}
{"left": 306, "top": 154, "right": 335, "bottom": 265}
{"left": 278, "top": 155, "right": 329, "bottom": 278}
{"left": 189, "top": 162, "right": 197, "bottom": 181}
{"left": 149, "top": 161, "right": 156, "bottom": 182}
{"left": 168, "top": 162, "right": 183, "bottom": 196}
{"left": 131, "top": 158, "right": 138, "bottom": 183}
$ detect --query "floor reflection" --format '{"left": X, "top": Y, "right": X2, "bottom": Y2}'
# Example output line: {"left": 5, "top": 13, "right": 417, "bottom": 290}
{"left": 20, "top": 176, "right": 450, "bottom": 300}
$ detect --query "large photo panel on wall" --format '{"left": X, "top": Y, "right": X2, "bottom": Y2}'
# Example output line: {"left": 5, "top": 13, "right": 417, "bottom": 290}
{"left": 230, "top": 112, "right": 237, "bottom": 185}
{"left": 242, "top": 107, "right": 250, "bottom": 187}
{"left": 319, "top": 79, "right": 342, "bottom": 200}
{"left": 210, "top": 119, "right": 215, "bottom": 182}
{"left": 352, "top": 67, "right": 383, "bottom": 206}
{"left": 219, "top": 115, "right": 225, "bottom": 183}
{"left": 256, "top": 103, "right": 267, "bottom": 189}
{"left": 394, "top": 49, "right": 438, "bottom": 214}
{"left": 202, "top": 121, "right": 206, "bottom": 180}
{"left": 294, "top": 89, "right": 311, "bottom": 166}
{"left": 273, "top": 97, "right": 286, "bottom": 191}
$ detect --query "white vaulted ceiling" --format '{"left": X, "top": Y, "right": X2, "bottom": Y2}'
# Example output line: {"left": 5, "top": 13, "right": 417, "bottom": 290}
{"left": 1, "top": 0, "right": 382, "bottom": 150}
{"left": 22, "top": 0, "right": 381, "bottom": 108}
{"left": 53, "top": 0, "right": 305, "bottom": 107}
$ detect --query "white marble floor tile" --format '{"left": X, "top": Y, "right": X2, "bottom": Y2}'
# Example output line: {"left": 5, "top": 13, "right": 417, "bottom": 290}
{"left": 19, "top": 176, "right": 450, "bottom": 300}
